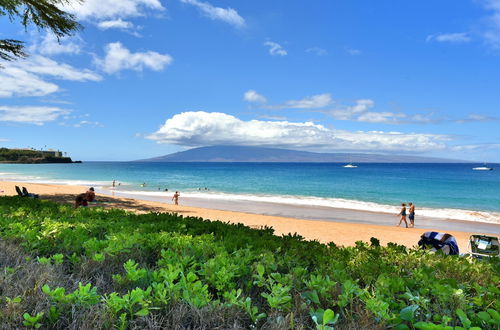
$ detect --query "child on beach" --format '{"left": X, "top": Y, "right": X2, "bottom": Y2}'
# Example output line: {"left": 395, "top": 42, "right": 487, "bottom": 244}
{"left": 397, "top": 203, "right": 408, "bottom": 228}
{"left": 172, "top": 191, "right": 180, "bottom": 205}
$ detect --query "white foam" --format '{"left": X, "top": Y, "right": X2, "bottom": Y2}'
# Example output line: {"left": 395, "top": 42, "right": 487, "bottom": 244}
{"left": 0, "top": 172, "right": 109, "bottom": 188}
{"left": 101, "top": 189, "right": 500, "bottom": 225}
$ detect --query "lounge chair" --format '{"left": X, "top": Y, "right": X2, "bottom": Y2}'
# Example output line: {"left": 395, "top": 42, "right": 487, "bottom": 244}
{"left": 15, "top": 186, "right": 25, "bottom": 197}
{"left": 467, "top": 235, "right": 499, "bottom": 259}
{"left": 21, "top": 186, "right": 39, "bottom": 198}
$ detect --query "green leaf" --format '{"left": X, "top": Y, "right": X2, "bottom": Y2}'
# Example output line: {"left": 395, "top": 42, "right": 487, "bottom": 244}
{"left": 323, "top": 309, "right": 335, "bottom": 325}
{"left": 134, "top": 308, "right": 149, "bottom": 316}
{"left": 400, "top": 305, "right": 419, "bottom": 322}
{"left": 487, "top": 308, "right": 500, "bottom": 324}
{"left": 477, "top": 311, "right": 491, "bottom": 322}
{"left": 257, "top": 264, "right": 265, "bottom": 277}
{"left": 456, "top": 309, "right": 471, "bottom": 328}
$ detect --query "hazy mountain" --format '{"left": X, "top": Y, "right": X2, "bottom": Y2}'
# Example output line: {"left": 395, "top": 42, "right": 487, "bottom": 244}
{"left": 137, "top": 146, "right": 469, "bottom": 163}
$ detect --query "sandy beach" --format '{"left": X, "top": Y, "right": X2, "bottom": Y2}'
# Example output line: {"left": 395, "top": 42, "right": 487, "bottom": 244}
{"left": 1, "top": 181, "right": 498, "bottom": 251}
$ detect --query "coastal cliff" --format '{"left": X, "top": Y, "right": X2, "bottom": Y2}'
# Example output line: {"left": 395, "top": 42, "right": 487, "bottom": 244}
{"left": 0, "top": 148, "right": 79, "bottom": 164}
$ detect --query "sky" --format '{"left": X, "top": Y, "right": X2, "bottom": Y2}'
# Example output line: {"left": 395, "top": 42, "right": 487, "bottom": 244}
{"left": 1, "top": 0, "right": 500, "bottom": 162}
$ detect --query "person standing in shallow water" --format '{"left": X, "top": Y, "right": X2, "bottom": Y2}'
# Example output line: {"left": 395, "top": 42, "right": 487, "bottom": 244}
{"left": 397, "top": 203, "right": 408, "bottom": 228}
{"left": 408, "top": 202, "right": 415, "bottom": 228}
{"left": 172, "top": 191, "right": 180, "bottom": 205}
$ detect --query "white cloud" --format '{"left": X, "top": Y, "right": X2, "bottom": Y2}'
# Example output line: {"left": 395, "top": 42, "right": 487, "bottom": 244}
{"left": 244, "top": 90, "right": 267, "bottom": 103}
{"left": 180, "top": 0, "right": 245, "bottom": 28}
{"left": 454, "top": 114, "right": 500, "bottom": 123}
{"left": 146, "top": 111, "right": 450, "bottom": 152}
{"left": 426, "top": 32, "right": 471, "bottom": 43}
{"left": 95, "top": 42, "right": 173, "bottom": 74}
{"left": 30, "top": 34, "right": 83, "bottom": 55}
{"left": 330, "top": 99, "right": 375, "bottom": 120}
{"left": 22, "top": 56, "right": 102, "bottom": 81}
{"left": 0, "top": 56, "right": 101, "bottom": 98}
{"left": 264, "top": 41, "right": 287, "bottom": 56}
{"left": 328, "top": 99, "right": 438, "bottom": 124}
{"left": 0, "top": 67, "right": 59, "bottom": 98}
{"left": 481, "top": 0, "right": 500, "bottom": 47}
{"left": 357, "top": 111, "right": 407, "bottom": 124}
{"left": 61, "top": 0, "right": 164, "bottom": 21}
{"left": 72, "top": 120, "right": 103, "bottom": 128}
{"left": 245, "top": 92, "right": 333, "bottom": 110}
{"left": 0, "top": 106, "right": 70, "bottom": 125}
{"left": 306, "top": 47, "right": 327, "bottom": 56}
{"left": 346, "top": 48, "right": 361, "bottom": 55}
{"left": 97, "top": 19, "right": 135, "bottom": 30}
{"left": 266, "top": 93, "right": 333, "bottom": 109}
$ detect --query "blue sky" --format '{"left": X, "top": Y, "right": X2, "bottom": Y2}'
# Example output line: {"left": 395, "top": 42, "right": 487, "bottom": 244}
{"left": 1, "top": 0, "right": 499, "bottom": 161}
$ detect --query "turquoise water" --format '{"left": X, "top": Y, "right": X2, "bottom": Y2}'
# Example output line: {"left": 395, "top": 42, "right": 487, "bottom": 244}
{"left": 1, "top": 162, "right": 499, "bottom": 223}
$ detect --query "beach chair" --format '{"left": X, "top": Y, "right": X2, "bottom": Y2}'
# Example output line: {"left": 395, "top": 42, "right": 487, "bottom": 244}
{"left": 467, "top": 235, "right": 499, "bottom": 259}
{"left": 418, "top": 231, "right": 459, "bottom": 256}
{"left": 21, "top": 186, "right": 39, "bottom": 198}
{"left": 15, "top": 186, "right": 25, "bottom": 197}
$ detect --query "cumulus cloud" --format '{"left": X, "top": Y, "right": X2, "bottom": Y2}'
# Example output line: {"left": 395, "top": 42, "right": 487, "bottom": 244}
{"left": 180, "top": 0, "right": 245, "bottom": 28}
{"left": 146, "top": 111, "right": 450, "bottom": 152}
{"left": 61, "top": 0, "right": 164, "bottom": 21}
{"left": 0, "top": 56, "right": 102, "bottom": 98}
{"left": 30, "top": 34, "right": 83, "bottom": 55}
{"left": 426, "top": 32, "right": 471, "bottom": 43}
{"left": 95, "top": 42, "right": 173, "bottom": 74}
{"left": 0, "top": 106, "right": 70, "bottom": 125}
{"left": 97, "top": 19, "right": 135, "bottom": 30}
{"left": 264, "top": 41, "right": 287, "bottom": 56}
{"left": 243, "top": 90, "right": 267, "bottom": 103}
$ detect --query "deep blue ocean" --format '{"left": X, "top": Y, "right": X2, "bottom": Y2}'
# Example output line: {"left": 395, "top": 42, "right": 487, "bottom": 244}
{"left": 1, "top": 162, "right": 499, "bottom": 223}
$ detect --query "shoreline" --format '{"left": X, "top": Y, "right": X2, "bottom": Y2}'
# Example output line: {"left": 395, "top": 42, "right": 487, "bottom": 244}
{"left": 104, "top": 189, "right": 500, "bottom": 235}
{"left": 0, "top": 180, "right": 498, "bottom": 251}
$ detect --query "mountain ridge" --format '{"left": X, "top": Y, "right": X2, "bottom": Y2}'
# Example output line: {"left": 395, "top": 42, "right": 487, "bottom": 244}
{"left": 136, "top": 146, "right": 470, "bottom": 163}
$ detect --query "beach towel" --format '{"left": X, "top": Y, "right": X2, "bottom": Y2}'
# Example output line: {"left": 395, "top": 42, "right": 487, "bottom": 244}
{"left": 418, "top": 231, "right": 459, "bottom": 255}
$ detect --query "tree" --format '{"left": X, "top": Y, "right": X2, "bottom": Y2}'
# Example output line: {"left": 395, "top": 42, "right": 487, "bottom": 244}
{"left": 0, "top": 0, "right": 82, "bottom": 61}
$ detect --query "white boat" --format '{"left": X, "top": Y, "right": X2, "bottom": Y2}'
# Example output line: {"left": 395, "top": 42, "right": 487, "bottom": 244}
{"left": 343, "top": 163, "right": 358, "bottom": 168}
{"left": 472, "top": 166, "right": 493, "bottom": 171}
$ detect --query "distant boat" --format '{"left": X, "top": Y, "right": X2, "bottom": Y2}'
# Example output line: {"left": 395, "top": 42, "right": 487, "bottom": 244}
{"left": 343, "top": 163, "right": 358, "bottom": 168}
{"left": 473, "top": 164, "right": 493, "bottom": 171}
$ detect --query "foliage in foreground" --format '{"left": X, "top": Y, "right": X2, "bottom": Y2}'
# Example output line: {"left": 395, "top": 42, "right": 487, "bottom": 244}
{"left": 0, "top": 196, "right": 498, "bottom": 329}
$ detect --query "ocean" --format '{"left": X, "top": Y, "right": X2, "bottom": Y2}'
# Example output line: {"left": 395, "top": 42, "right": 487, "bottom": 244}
{"left": 1, "top": 162, "right": 499, "bottom": 225}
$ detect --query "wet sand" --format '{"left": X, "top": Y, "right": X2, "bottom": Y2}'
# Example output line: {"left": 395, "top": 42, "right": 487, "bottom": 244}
{"left": 1, "top": 181, "right": 498, "bottom": 251}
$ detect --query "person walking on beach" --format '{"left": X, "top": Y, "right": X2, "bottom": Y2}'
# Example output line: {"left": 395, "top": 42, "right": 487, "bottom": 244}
{"left": 408, "top": 202, "right": 415, "bottom": 228}
{"left": 112, "top": 180, "right": 116, "bottom": 188}
{"left": 397, "top": 203, "right": 408, "bottom": 228}
{"left": 172, "top": 191, "right": 180, "bottom": 205}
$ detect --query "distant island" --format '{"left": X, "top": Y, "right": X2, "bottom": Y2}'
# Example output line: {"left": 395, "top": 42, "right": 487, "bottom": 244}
{"left": 137, "top": 145, "right": 469, "bottom": 163}
{"left": 0, "top": 148, "right": 80, "bottom": 164}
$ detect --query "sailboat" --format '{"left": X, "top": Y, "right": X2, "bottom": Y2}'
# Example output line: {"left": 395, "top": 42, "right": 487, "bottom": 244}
{"left": 472, "top": 163, "right": 493, "bottom": 171}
